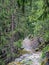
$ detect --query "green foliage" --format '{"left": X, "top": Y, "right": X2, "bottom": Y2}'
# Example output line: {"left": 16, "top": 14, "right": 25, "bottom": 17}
{"left": 0, "top": 60, "right": 5, "bottom": 65}
{"left": 34, "top": 20, "right": 49, "bottom": 41}
{"left": 14, "top": 39, "right": 22, "bottom": 48}
{"left": 28, "top": 0, "right": 49, "bottom": 42}
{"left": 42, "top": 45, "right": 49, "bottom": 58}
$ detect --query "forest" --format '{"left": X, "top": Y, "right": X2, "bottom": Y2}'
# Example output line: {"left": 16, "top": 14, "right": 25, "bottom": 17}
{"left": 0, "top": 0, "right": 49, "bottom": 65}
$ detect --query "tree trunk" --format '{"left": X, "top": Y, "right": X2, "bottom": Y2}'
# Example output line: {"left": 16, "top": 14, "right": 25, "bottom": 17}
{"left": 10, "top": 14, "right": 14, "bottom": 58}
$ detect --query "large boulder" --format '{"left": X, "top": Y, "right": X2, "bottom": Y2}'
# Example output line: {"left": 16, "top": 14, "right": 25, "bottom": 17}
{"left": 22, "top": 37, "right": 44, "bottom": 52}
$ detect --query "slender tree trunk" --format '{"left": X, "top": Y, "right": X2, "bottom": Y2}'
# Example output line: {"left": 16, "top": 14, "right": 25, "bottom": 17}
{"left": 10, "top": 14, "right": 14, "bottom": 59}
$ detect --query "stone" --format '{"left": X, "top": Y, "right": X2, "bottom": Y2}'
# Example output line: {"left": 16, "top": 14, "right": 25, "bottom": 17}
{"left": 22, "top": 37, "right": 43, "bottom": 52}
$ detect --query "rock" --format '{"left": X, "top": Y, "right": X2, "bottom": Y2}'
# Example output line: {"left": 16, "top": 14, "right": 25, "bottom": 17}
{"left": 15, "top": 54, "right": 30, "bottom": 62}
{"left": 8, "top": 52, "right": 42, "bottom": 65}
{"left": 22, "top": 37, "right": 44, "bottom": 52}
{"left": 45, "top": 51, "right": 49, "bottom": 59}
{"left": 22, "top": 37, "right": 32, "bottom": 52}
{"left": 31, "top": 37, "right": 40, "bottom": 49}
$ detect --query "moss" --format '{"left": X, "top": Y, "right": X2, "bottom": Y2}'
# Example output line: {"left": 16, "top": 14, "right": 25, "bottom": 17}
{"left": 20, "top": 49, "right": 32, "bottom": 55}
